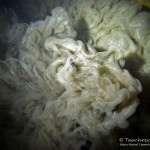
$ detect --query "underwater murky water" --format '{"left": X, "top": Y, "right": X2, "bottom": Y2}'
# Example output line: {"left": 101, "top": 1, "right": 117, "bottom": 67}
{"left": 0, "top": 0, "right": 150, "bottom": 150}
